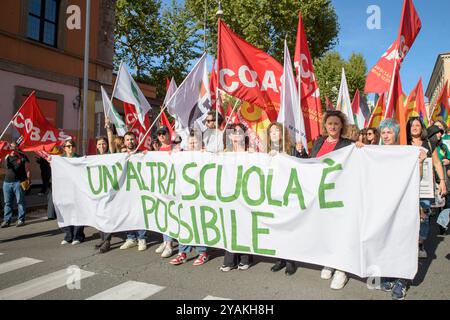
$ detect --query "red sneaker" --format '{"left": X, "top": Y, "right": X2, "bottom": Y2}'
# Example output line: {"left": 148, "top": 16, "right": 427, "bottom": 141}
{"left": 193, "top": 253, "right": 209, "bottom": 266}
{"left": 169, "top": 253, "right": 187, "bottom": 265}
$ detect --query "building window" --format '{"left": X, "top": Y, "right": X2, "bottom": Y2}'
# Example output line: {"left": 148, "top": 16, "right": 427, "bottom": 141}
{"left": 27, "top": 0, "right": 60, "bottom": 47}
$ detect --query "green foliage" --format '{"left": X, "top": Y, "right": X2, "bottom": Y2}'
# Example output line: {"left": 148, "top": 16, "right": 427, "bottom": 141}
{"left": 185, "top": 0, "right": 339, "bottom": 62}
{"left": 315, "top": 52, "right": 367, "bottom": 106}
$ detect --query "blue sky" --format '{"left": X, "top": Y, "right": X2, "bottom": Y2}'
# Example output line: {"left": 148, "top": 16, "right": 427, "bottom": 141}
{"left": 159, "top": 0, "right": 450, "bottom": 102}
{"left": 332, "top": 0, "right": 450, "bottom": 100}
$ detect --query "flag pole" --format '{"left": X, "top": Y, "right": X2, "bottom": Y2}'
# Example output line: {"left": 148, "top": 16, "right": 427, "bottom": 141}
{"left": 134, "top": 105, "right": 168, "bottom": 152}
{"left": 82, "top": 0, "right": 91, "bottom": 155}
{"left": 383, "top": 59, "right": 399, "bottom": 119}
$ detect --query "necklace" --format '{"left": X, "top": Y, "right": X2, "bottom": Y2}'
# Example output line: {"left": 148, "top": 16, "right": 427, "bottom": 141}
{"left": 326, "top": 137, "right": 338, "bottom": 142}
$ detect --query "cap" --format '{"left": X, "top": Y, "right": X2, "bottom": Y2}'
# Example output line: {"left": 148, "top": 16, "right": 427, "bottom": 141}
{"left": 156, "top": 125, "right": 169, "bottom": 135}
{"left": 427, "top": 125, "right": 444, "bottom": 139}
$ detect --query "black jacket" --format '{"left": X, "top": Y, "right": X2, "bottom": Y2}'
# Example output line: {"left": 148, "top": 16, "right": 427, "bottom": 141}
{"left": 310, "top": 136, "right": 354, "bottom": 158}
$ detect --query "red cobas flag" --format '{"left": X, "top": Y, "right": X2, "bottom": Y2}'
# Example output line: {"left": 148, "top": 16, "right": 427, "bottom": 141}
{"left": 217, "top": 19, "right": 283, "bottom": 122}
{"left": 123, "top": 102, "right": 151, "bottom": 150}
{"left": 365, "top": 0, "right": 421, "bottom": 94}
{"left": 12, "top": 92, "right": 70, "bottom": 152}
{"left": 294, "top": 14, "right": 323, "bottom": 146}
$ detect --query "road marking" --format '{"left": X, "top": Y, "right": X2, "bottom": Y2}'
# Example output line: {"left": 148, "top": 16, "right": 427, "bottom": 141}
{"left": 0, "top": 269, "right": 95, "bottom": 300}
{"left": 0, "top": 257, "right": 42, "bottom": 275}
{"left": 87, "top": 281, "right": 165, "bottom": 300}
{"left": 203, "top": 295, "right": 231, "bottom": 300}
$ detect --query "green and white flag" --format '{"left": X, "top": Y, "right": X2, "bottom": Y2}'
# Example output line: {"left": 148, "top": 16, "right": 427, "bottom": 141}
{"left": 101, "top": 86, "right": 126, "bottom": 136}
{"left": 113, "top": 61, "right": 152, "bottom": 127}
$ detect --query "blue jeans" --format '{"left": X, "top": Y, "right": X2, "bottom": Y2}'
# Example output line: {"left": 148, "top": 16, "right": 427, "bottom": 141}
{"left": 126, "top": 230, "right": 147, "bottom": 240}
{"left": 3, "top": 181, "right": 26, "bottom": 223}
{"left": 163, "top": 234, "right": 173, "bottom": 242}
{"left": 420, "top": 200, "right": 431, "bottom": 241}
{"left": 179, "top": 245, "right": 207, "bottom": 254}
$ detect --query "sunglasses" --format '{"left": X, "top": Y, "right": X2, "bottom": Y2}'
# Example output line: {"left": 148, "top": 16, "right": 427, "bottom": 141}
{"left": 64, "top": 145, "right": 73, "bottom": 148}
{"left": 158, "top": 132, "right": 167, "bottom": 136}
{"left": 206, "top": 119, "right": 216, "bottom": 123}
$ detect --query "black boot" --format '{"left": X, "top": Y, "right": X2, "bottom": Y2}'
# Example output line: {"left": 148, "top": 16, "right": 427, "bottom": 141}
{"left": 285, "top": 261, "right": 297, "bottom": 276}
{"left": 271, "top": 260, "right": 286, "bottom": 272}
{"left": 95, "top": 240, "right": 105, "bottom": 249}
{"left": 99, "top": 240, "right": 111, "bottom": 253}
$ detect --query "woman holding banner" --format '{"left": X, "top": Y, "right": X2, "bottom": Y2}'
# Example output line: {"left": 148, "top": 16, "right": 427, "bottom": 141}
{"left": 94, "top": 134, "right": 114, "bottom": 254}
{"left": 407, "top": 117, "right": 446, "bottom": 259}
{"left": 310, "top": 110, "right": 353, "bottom": 290}
{"left": 60, "top": 139, "right": 86, "bottom": 245}
{"left": 266, "top": 122, "right": 303, "bottom": 276}
{"left": 220, "top": 123, "right": 254, "bottom": 272}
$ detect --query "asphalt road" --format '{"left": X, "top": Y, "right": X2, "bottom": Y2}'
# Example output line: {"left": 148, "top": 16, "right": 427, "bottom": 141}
{"left": 0, "top": 209, "right": 448, "bottom": 300}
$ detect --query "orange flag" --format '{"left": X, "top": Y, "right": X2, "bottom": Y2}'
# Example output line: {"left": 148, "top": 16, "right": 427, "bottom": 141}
{"left": 367, "top": 93, "right": 386, "bottom": 128}
{"left": 405, "top": 78, "right": 427, "bottom": 126}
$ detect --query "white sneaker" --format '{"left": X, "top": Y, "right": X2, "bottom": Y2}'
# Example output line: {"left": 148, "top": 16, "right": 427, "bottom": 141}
{"left": 330, "top": 270, "right": 348, "bottom": 290}
{"left": 120, "top": 239, "right": 137, "bottom": 250}
{"left": 321, "top": 267, "right": 334, "bottom": 280}
{"left": 155, "top": 242, "right": 166, "bottom": 254}
{"left": 138, "top": 239, "right": 147, "bottom": 251}
{"left": 71, "top": 240, "right": 81, "bottom": 245}
{"left": 161, "top": 246, "right": 173, "bottom": 258}
{"left": 61, "top": 240, "right": 69, "bottom": 245}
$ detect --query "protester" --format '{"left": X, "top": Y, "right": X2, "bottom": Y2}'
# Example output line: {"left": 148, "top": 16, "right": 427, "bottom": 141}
{"left": 150, "top": 137, "right": 161, "bottom": 151}
{"left": 203, "top": 111, "right": 224, "bottom": 152}
{"left": 59, "top": 139, "right": 85, "bottom": 245}
{"left": 1, "top": 141, "right": 30, "bottom": 228}
{"left": 119, "top": 132, "right": 148, "bottom": 251}
{"left": 310, "top": 110, "right": 353, "bottom": 290}
{"left": 407, "top": 117, "right": 446, "bottom": 259}
{"left": 94, "top": 136, "right": 113, "bottom": 254}
{"left": 220, "top": 123, "right": 253, "bottom": 272}
{"left": 358, "top": 128, "right": 368, "bottom": 144}
{"left": 366, "top": 127, "right": 380, "bottom": 145}
{"left": 153, "top": 125, "right": 177, "bottom": 258}
{"left": 344, "top": 124, "right": 359, "bottom": 142}
{"left": 266, "top": 122, "right": 299, "bottom": 276}
{"left": 170, "top": 129, "right": 209, "bottom": 266}
{"left": 376, "top": 118, "right": 427, "bottom": 300}
{"left": 36, "top": 156, "right": 51, "bottom": 195}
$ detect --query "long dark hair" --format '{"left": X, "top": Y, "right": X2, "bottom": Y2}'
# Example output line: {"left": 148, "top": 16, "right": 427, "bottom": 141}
{"left": 406, "top": 117, "right": 428, "bottom": 145}
{"left": 223, "top": 123, "right": 249, "bottom": 151}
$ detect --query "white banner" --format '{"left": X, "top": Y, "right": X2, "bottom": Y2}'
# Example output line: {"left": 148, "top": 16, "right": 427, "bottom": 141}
{"left": 51, "top": 145, "right": 421, "bottom": 279}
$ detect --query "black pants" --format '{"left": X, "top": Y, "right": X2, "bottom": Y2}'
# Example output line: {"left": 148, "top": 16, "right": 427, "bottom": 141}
{"left": 63, "top": 226, "right": 85, "bottom": 242}
{"left": 47, "top": 190, "right": 56, "bottom": 219}
{"left": 100, "top": 231, "right": 112, "bottom": 241}
{"left": 223, "top": 251, "right": 252, "bottom": 267}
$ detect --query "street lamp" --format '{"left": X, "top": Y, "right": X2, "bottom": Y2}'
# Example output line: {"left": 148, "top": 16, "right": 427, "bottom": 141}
{"left": 216, "top": 1, "right": 223, "bottom": 18}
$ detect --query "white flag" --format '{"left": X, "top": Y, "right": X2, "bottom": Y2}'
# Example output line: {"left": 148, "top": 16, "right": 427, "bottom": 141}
{"left": 113, "top": 62, "right": 152, "bottom": 128}
{"left": 166, "top": 53, "right": 210, "bottom": 129}
{"left": 336, "top": 68, "right": 355, "bottom": 125}
{"left": 278, "top": 40, "right": 308, "bottom": 150}
{"left": 101, "top": 86, "right": 126, "bottom": 136}
{"left": 162, "top": 77, "right": 178, "bottom": 107}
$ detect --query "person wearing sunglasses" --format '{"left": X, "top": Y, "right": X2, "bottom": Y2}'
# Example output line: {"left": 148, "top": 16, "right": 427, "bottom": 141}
{"left": 60, "top": 139, "right": 85, "bottom": 245}
{"left": 203, "top": 111, "right": 224, "bottom": 153}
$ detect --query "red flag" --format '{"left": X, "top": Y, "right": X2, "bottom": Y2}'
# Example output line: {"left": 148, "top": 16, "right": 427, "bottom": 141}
{"left": 217, "top": 19, "right": 283, "bottom": 121}
{"left": 294, "top": 13, "right": 323, "bottom": 147}
{"left": 325, "top": 96, "right": 335, "bottom": 111}
{"left": 166, "top": 78, "right": 170, "bottom": 91}
{"left": 123, "top": 102, "right": 151, "bottom": 150}
{"left": 405, "top": 78, "right": 427, "bottom": 126}
{"left": 0, "top": 141, "right": 14, "bottom": 160}
{"left": 12, "top": 92, "right": 71, "bottom": 152}
{"left": 160, "top": 111, "right": 175, "bottom": 140}
{"left": 386, "top": 70, "right": 407, "bottom": 144}
{"left": 365, "top": 0, "right": 421, "bottom": 93}
{"left": 367, "top": 93, "right": 386, "bottom": 128}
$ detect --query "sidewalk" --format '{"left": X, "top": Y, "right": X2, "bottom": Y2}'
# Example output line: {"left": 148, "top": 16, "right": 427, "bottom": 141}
{"left": 0, "top": 185, "right": 49, "bottom": 219}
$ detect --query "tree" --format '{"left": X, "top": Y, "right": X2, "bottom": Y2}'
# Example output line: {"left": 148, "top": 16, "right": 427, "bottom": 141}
{"left": 314, "top": 52, "right": 367, "bottom": 106}
{"left": 114, "top": 0, "right": 202, "bottom": 99}
{"left": 148, "top": 0, "right": 203, "bottom": 98}
{"left": 185, "top": 0, "right": 339, "bottom": 62}
{"left": 114, "top": 0, "right": 163, "bottom": 79}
